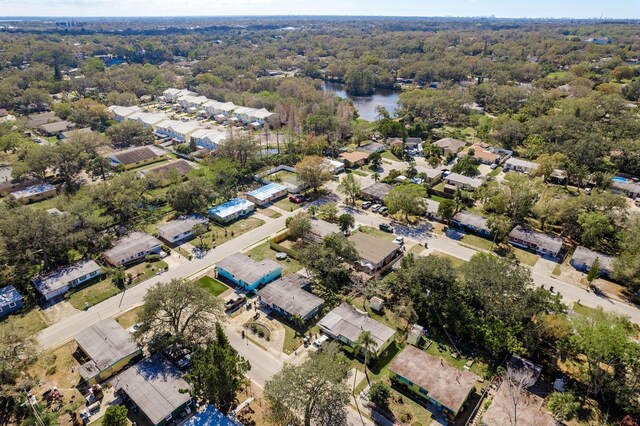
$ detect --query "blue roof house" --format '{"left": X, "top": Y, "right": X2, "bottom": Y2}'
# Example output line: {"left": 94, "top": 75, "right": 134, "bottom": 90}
{"left": 216, "top": 252, "right": 281, "bottom": 292}
{"left": 245, "top": 183, "right": 288, "bottom": 206}
{"left": 208, "top": 198, "right": 255, "bottom": 224}
{"left": 0, "top": 285, "right": 23, "bottom": 318}
{"left": 183, "top": 405, "right": 237, "bottom": 426}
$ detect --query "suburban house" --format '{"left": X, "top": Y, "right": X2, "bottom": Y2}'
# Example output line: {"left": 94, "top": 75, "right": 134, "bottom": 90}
{"left": 233, "top": 106, "right": 275, "bottom": 125}
{"left": 26, "top": 111, "right": 60, "bottom": 128}
{"left": 423, "top": 198, "right": 441, "bottom": 220}
{"left": 111, "top": 354, "right": 192, "bottom": 426}
{"left": 162, "top": 88, "right": 196, "bottom": 102}
{"left": 322, "top": 158, "right": 345, "bottom": 174}
{"left": 451, "top": 211, "right": 492, "bottom": 238}
{"left": 348, "top": 232, "right": 403, "bottom": 274}
{"left": 457, "top": 143, "right": 503, "bottom": 165}
{"left": 610, "top": 178, "right": 640, "bottom": 199}
{"left": 142, "top": 160, "right": 194, "bottom": 181}
{"left": 504, "top": 158, "right": 540, "bottom": 174}
{"left": 109, "top": 146, "right": 166, "bottom": 169}
{"left": 208, "top": 198, "right": 256, "bottom": 223}
{"left": 38, "top": 120, "right": 74, "bottom": 137}
{"left": 202, "top": 100, "right": 237, "bottom": 117}
{"left": 0, "top": 285, "right": 23, "bottom": 318}
{"left": 108, "top": 105, "right": 142, "bottom": 121}
{"left": 0, "top": 166, "right": 37, "bottom": 194}
{"left": 183, "top": 405, "right": 235, "bottom": 426}
{"left": 11, "top": 183, "right": 57, "bottom": 202}
{"left": 103, "top": 232, "right": 163, "bottom": 266}
{"left": 309, "top": 219, "right": 341, "bottom": 241}
{"left": 165, "top": 121, "right": 203, "bottom": 142}
{"left": 318, "top": 302, "right": 395, "bottom": 356}
{"left": 60, "top": 127, "right": 93, "bottom": 140}
{"left": 415, "top": 166, "right": 443, "bottom": 185}
{"left": 339, "top": 151, "right": 369, "bottom": 167}
{"left": 130, "top": 112, "right": 170, "bottom": 129}
{"left": 32, "top": 259, "right": 102, "bottom": 302}
{"left": 216, "top": 252, "right": 282, "bottom": 292}
{"left": 571, "top": 246, "right": 615, "bottom": 276}
{"left": 360, "top": 182, "right": 393, "bottom": 203}
{"left": 257, "top": 273, "right": 325, "bottom": 322}
{"left": 389, "top": 345, "right": 479, "bottom": 421}
{"left": 177, "top": 95, "right": 209, "bottom": 110}
{"left": 189, "top": 128, "right": 227, "bottom": 151}
{"left": 157, "top": 215, "right": 209, "bottom": 244}
{"left": 356, "top": 142, "right": 385, "bottom": 155}
{"left": 246, "top": 183, "right": 288, "bottom": 206}
{"left": 75, "top": 319, "right": 142, "bottom": 386}
{"left": 444, "top": 173, "right": 483, "bottom": 191}
{"left": 509, "top": 225, "right": 563, "bottom": 258}
{"left": 434, "top": 138, "right": 466, "bottom": 155}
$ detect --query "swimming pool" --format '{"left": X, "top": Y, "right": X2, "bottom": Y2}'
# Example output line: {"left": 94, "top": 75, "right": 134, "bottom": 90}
{"left": 612, "top": 176, "right": 630, "bottom": 184}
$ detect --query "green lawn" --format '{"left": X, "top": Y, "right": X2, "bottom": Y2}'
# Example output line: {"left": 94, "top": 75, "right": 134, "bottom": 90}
{"left": 511, "top": 247, "right": 540, "bottom": 267}
{"left": 200, "top": 217, "right": 266, "bottom": 248}
{"left": 460, "top": 234, "right": 494, "bottom": 251}
{"left": 282, "top": 322, "right": 304, "bottom": 355}
{"left": 431, "top": 251, "right": 469, "bottom": 269}
{"left": 273, "top": 198, "right": 301, "bottom": 212}
{"left": 131, "top": 260, "right": 169, "bottom": 285}
{"left": 0, "top": 308, "right": 48, "bottom": 336}
{"left": 356, "top": 225, "right": 396, "bottom": 241}
{"left": 351, "top": 169, "right": 369, "bottom": 177}
{"left": 68, "top": 278, "right": 120, "bottom": 310}
{"left": 196, "top": 276, "right": 229, "bottom": 297}
{"left": 380, "top": 151, "right": 401, "bottom": 162}
{"left": 245, "top": 242, "right": 303, "bottom": 275}
{"left": 430, "top": 194, "right": 449, "bottom": 203}
{"left": 572, "top": 302, "right": 603, "bottom": 319}
{"left": 489, "top": 166, "right": 503, "bottom": 177}
{"left": 115, "top": 306, "right": 143, "bottom": 329}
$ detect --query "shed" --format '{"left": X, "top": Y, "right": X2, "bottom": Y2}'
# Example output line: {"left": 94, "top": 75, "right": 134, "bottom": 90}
{"left": 369, "top": 296, "right": 384, "bottom": 312}
{"left": 407, "top": 324, "right": 425, "bottom": 346}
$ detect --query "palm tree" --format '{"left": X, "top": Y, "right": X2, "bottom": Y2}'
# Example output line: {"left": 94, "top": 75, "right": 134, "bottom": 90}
{"left": 372, "top": 172, "right": 380, "bottom": 182}
{"left": 307, "top": 204, "right": 318, "bottom": 218}
{"left": 356, "top": 331, "right": 377, "bottom": 385}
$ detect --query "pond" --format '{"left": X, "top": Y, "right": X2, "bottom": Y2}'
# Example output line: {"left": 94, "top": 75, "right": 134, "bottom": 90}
{"left": 322, "top": 81, "right": 401, "bottom": 122}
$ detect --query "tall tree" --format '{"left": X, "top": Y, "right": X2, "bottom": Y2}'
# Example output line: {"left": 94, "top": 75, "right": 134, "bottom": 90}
{"left": 296, "top": 156, "right": 332, "bottom": 195}
{"left": 185, "top": 323, "right": 250, "bottom": 413}
{"left": 587, "top": 257, "right": 600, "bottom": 285}
{"left": 286, "top": 212, "right": 312, "bottom": 240}
{"left": 487, "top": 215, "right": 513, "bottom": 248}
{"left": 167, "top": 177, "right": 216, "bottom": 214}
{"left": 135, "top": 278, "right": 224, "bottom": 350}
{"left": 385, "top": 183, "right": 426, "bottom": 222}
{"left": 355, "top": 331, "right": 377, "bottom": 385}
{"left": 337, "top": 213, "right": 355, "bottom": 234}
{"left": 103, "top": 406, "right": 128, "bottom": 426}
{"left": 337, "top": 173, "right": 361, "bottom": 206}
{"left": 264, "top": 343, "right": 351, "bottom": 426}
{"left": 106, "top": 120, "right": 154, "bottom": 147}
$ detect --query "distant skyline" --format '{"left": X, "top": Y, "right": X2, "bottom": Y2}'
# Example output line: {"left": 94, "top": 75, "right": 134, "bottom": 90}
{"left": 2, "top": 0, "right": 638, "bottom": 19}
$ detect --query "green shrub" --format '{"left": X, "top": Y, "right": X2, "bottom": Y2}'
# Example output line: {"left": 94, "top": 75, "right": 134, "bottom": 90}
{"left": 547, "top": 391, "right": 580, "bottom": 421}
{"left": 368, "top": 381, "right": 391, "bottom": 409}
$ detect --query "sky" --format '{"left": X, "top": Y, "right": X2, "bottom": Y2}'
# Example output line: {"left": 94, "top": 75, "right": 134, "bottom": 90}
{"left": 1, "top": 0, "right": 638, "bottom": 19}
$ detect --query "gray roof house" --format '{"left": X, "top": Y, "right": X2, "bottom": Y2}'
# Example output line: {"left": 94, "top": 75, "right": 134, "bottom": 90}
{"left": 308, "top": 218, "right": 341, "bottom": 241}
{"left": 32, "top": 259, "right": 102, "bottom": 301}
{"left": 444, "top": 173, "right": 483, "bottom": 191}
{"left": 157, "top": 215, "right": 208, "bottom": 244}
{"left": 348, "top": 232, "right": 403, "bottom": 273}
{"left": 318, "top": 302, "right": 395, "bottom": 355}
{"left": 571, "top": 246, "right": 615, "bottom": 276}
{"left": 504, "top": 158, "right": 540, "bottom": 174}
{"left": 111, "top": 354, "right": 192, "bottom": 426}
{"left": 360, "top": 182, "right": 393, "bottom": 202}
{"left": 423, "top": 198, "right": 441, "bottom": 220}
{"left": 103, "top": 232, "right": 163, "bottom": 266}
{"left": 452, "top": 211, "right": 492, "bottom": 237}
{"left": 434, "top": 138, "right": 466, "bottom": 155}
{"left": 257, "top": 273, "right": 325, "bottom": 321}
{"left": 75, "top": 319, "right": 142, "bottom": 385}
{"left": 509, "top": 226, "right": 563, "bottom": 258}
{"left": 0, "top": 285, "right": 23, "bottom": 318}
{"left": 216, "top": 252, "right": 282, "bottom": 292}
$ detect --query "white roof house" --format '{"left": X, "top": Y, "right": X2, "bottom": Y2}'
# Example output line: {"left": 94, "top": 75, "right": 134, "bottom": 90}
{"left": 32, "top": 259, "right": 102, "bottom": 301}
{"left": 444, "top": 173, "right": 483, "bottom": 190}
{"left": 177, "top": 95, "right": 209, "bottom": 109}
{"left": 108, "top": 105, "right": 142, "bottom": 121}
{"left": 167, "top": 121, "right": 203, "bottom": 140}
{"left": 202, "top": 100, "right": 236, "bottom": 115}
{"left": 163, "top": 88, "right": 196, "bottom": 101}
{"left": 190, "top": 128, "right": 227, "bottom": 150}
{"left": 133, "top": 112, "right": 169, "bottom": 129}
{"left": 504, "top": 158, "right": 540, "bottom": 174}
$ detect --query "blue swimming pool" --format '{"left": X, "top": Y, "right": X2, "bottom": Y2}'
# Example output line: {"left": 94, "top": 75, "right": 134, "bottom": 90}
{"left": 612, "top": 176, "right": 630, "bottom": 184}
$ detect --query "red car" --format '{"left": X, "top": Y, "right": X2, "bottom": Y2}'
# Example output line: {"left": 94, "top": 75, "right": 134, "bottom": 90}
{"left": 289, "top": 194, "right": 305, "bottom": 203}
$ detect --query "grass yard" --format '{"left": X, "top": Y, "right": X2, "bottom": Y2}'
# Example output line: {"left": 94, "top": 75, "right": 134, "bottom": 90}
{"left": 407, "top": 243, "right": 425, "bottom": 257}
{"left": 259, "top": 207, "right": 282, "bottom": 218}
{"left": 460, "top": 234, "right": 494, "bottom": 251}
{"left": 200, "top": 217, "right": 266, "bottom": 247}
{"left": 196, "top": 275, "right": 229, "bottom": 297}
{"left": 489, "top": 166, "right": 503, "bottom": 177}
{"left": 431, "top": 251, "right": 468, "bottom": 269}
{"left": 381, "top": 151, "right": 401, "bottom": 162}
{"left": 430, "top": 194, "right": 449, "bottom": 204}
{"left": 511, "top": 247, "right": 540, "bottom": 267}
{"left": 572, "top": 302, "right": 604, "bottom": 319}
{"left": 273, "top": 198, "right": 301, "bottom": 212}
{"left": 282, "top": 322, "right": 304, "bottom": 355}
{"left": 351, "top": 169, "right": 369, "bottom": 177}
{"left": 115, "top": 306, "right": 143, "bottom": 329}
{"left": 68, "top": 278, "right": 120, "bottom": 310}
{"left": 425, "top": 339, "right": 490, "bottom": 377}
{"left": 357, "top": 225, "right": 396, "bottom": 241}
{"left": 245, "top": 242, "right": 303, "bottom": 275}
{"left": 349, "top": 297, "right": 407, "bottom": 334}
{"left": 130, "top": 260, "right": 169, "bottom": 285}
{"left": 0, "top": 308, "right": 48, "bottom": 336}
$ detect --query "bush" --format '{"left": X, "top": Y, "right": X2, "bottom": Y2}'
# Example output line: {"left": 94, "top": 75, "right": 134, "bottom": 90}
{"left": 103, "top": 405, "right": 128, "bottom": 426}
{"left": 368, "top": 381, "right": 391, "bottom": 409}
{"left": 547, "top": 391, "right": 580, "bottom": 421}
{"left": 161, "top": 245, "right": 171, "bottom": 252}
{"left": 145, "top": 254, "right": 161, "bottom": 262}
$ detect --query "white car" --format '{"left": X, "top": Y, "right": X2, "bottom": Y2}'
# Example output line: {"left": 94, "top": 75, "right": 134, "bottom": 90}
{"left": 371, "top": 204, "right": 382, "bottom": 212}
{"left": 393, "top": 236, "right": 405, "bottom": 245}
{"left": 311, "top": 334, "right": 330, "bottom": 349}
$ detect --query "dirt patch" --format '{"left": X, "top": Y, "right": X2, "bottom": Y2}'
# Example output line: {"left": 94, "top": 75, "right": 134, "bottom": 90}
{"left": 41, "top": 301, "right": 80, "bottom": 323}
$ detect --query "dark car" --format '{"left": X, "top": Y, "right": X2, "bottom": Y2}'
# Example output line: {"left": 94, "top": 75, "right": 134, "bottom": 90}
{"left": 379, "top": 223, "right": 394, "bottom": 233}
{"left": 289, "top": 194, "right": 305, "bottom": 204}
{"left": 225, "top": 294, "right": 247, "bottom": 311}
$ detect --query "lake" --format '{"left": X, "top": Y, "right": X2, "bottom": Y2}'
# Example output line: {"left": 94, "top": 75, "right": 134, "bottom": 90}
{"left": 322, "top": 81, "right": 400, "bottom": 122}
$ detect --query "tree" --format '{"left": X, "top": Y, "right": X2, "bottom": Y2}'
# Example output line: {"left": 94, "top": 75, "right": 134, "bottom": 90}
{"left": 345, "top": 65, "right": 375, "bottom": 96}
{"left": 296, "top": 156, "right": 332, "bottom": 195}
{"left": 216, "top": 134, "right": 259, "bottom": 172}
{"left": 286, "top": 212, "right": 312, "bottom": 240}
{"left": 22, "top": 403, "right": 59, "bottom": 426}
{"left": 50, "top": 142, "right": 90, "bottom": 193}
{"left": 547, "top": 392, "right": 580, "bottom": 421}
{"left": 613, "top": 218, "right": 640, "bottom": 291}
{"left": 385, "top": 183, "right": 426, "bottom": 222}
{"left": 368, "top": 382, "right": 391, "bottom": 409}
{"left": 451, "top": 155, "right": 480, "bottom": 177}
{"left": 502, "top": 366, "right": 537, "bottom": 426}
{"left": 577, "top": 211, "right": 614, "bottom": 247}
{"left": 185, "top": 323, "right": 250, "bottom": 413}
{"left": 337, "top": 173, "right": 361, "bottom": 206}
{"left": 500, "top": 173, "right": 541, "bottom": 224}
{"left": 103, "top": 405, "right": 128, "bottom": 426}
{"left": 192, "top": 223, "right": 208, "bottom": 250}
{"left": 438, "top": 199, "right": 457, "bottom": 224}
{"left": 264, "top": 342, "right": 351, "bottom": 426}
{"left": 355, "top": 331, "right": 377, "bottom": 385}
{"left": 299, "top": 234, "right": 358, "bottom": 292}
{"left": 106, "top": 120, "right": 154, "bottom": 147}
{"left": 368, "top": 152, "right": 382, "bottom": 170}
{"left": 487, "top": 215, "right": 512, "bottom": 248}
{"left": 0, "top": 319, "right": 39, "bottom": 406}
{"left": 372, "top": 172, "right": 380, "bottom": 182}
{"left": 136, "top": 278, "right": 224, "bottom": 350}
{"left": 167, "top": 177, "right": 216, "bottom": 214}
{"left": 586, "top": 257, "right": 600, "bottom": 285}
{"left": 337, "top": 213, "right": 355, "bottom": 234}
{"left": 318, "top": 202, "right": 339, "bottom": 222}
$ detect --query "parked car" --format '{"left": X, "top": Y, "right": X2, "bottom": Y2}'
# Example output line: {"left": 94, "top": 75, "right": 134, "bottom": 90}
{"left": 371, "top": 204, "right": 382, "bottom": 212}
{"left": 289, "top": 194, "right": 305, "bottom": 203}
{"left": 379, "top": 206, "right": 388, "bottom": 215}
{"left": 311, "top": 334, "right": 330, "bottom": 349}
{"left": 361, "top": 201, "right": 373, "bottom": 209}
{"left": 225, "top": 294, "right": 247, "bottom": 311}
{"left": 393, "top": 236, "right": 404, "bottom": 245}
{"left": 379, "top": 223, "right": 394, "bottom": 233}
{"left": 176, "top": 354, "right": 191, "bottom": 371}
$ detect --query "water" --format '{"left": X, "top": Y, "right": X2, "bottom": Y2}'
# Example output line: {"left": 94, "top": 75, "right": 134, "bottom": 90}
{"left": 612, "top": 176, "right": 629, "bottom": 184}
{"left": 322, "top": 81, "right": 400, "bottom": 122}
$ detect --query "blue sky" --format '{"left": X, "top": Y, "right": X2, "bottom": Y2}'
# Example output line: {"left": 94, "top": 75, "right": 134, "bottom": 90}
{"left": 2, "top": 0, "right": 638, "bottom": 19}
